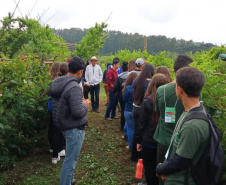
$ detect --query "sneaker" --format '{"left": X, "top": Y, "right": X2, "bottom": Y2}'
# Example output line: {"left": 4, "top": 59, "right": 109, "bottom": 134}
{"left": 71, "top": 178, "right": 76, "bottom": 185}
{"left": 105, "top": 118, "right": 113, "bottom": 121}
{"left": 58, "top": 150, "right": 65, "bottom": 157}
{"left": 90, "top": 109, "right": 95, "bottom": 112}
{"left": 95, "top": 109, "right": 100, "bottom": 113}
{"left": 113, "top": 116, "right": 120, "bottom": 119}
{"left": 52, "top": 156, "right": 60, "bottom": 164}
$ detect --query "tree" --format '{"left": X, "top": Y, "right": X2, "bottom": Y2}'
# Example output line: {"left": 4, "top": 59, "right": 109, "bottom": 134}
{"left": 74, "top": 22, "right": 107, "bottom": 60}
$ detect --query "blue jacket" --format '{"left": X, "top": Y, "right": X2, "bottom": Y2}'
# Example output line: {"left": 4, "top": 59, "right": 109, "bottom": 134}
{"left": 123, "top": 85, "right": 133, "bottom": 112}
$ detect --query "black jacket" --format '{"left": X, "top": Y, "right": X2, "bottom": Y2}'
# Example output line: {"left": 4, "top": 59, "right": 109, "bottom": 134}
{"left": 49, "top": 76, "right": 88, "bottom": 130}
{"left": 103, "top": 69, "right": 107, "bottom": 84}
{"left": 113, "top": 71, "right": 129, "bottom": 99}
{"left": 136, "top": 96, "right": 159, "bottom": 146}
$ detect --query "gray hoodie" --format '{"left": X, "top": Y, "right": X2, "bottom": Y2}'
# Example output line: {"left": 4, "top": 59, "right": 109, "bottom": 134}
{"left": 49, "top": 76, "right": 88, "bottom": 130}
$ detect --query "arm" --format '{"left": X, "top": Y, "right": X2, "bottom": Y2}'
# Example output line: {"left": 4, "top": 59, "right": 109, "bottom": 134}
{"left": 67, "top": 86, "right": 88, "bottom": 119}
{"left": 136, "top": 99, "right": 153, "bottom": 144}
{"left": 155, "top": 89, "right": 160, "bottom": 113}
{"left": 113, "top": 77, "right": 120, "bottom": 94}
{"left": 99, "top": 66, "right": 103, "bottom": 83}
{"left": 156, "top": 154, "right": 191, "bottom": 175}
{"left": 85, "top": 66, "right": 89, "bottom": 83}
{"left": 123, "top": 87, "right": 129, "bottom": 103}
{"left": 106, "top": 71, "right": 114, "bottom": 88}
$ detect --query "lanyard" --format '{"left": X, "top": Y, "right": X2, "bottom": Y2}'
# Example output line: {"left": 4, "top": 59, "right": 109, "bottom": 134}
{"left": 164, "top": 84, "right": 178, "bottom": 108}
{"left": 165, "top": 101, "right": 203, "bottom": 160}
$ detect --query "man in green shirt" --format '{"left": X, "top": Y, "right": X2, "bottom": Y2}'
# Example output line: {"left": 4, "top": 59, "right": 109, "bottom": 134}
{"left": 156, "top": 67, "right": 210, "bottom": 185}
{"left": 154, "top": 55, "right": 194, "bottom": 185}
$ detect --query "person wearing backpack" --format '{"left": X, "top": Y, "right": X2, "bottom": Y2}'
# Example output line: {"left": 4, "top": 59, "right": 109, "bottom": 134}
{"left": 156, "top": 67, "right": 211, "bottom": 185}
{"left": 113, "top": 61, "right": 129, "bottom": 131}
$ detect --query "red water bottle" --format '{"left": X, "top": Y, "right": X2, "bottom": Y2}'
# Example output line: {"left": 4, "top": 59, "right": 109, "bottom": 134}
{"left": 135, "top": 159, "right": 143, "bottom": 179}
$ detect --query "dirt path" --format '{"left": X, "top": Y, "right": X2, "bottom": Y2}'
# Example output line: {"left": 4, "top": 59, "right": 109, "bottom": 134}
{"left": 2, "top": 100, "right": 144, "bottom": 185}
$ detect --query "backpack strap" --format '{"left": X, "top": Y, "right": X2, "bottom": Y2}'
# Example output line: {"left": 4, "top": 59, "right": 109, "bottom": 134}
{"left": 182, "top": 112, "right": 209, "bottom": 124}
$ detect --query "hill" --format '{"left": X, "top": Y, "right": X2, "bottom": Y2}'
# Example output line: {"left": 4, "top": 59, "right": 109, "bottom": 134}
{"left": 53, "top": 28, "right": 216, "bottom": 55}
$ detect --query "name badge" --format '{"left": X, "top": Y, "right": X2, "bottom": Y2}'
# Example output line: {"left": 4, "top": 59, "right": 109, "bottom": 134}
{"left": 165, "top": 107, "right": 176, "bottom": 123}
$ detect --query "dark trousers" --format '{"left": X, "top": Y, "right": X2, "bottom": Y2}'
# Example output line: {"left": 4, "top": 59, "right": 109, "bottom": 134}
{"left": 48, "top": 111, "right": 65, "bottom": 158}
{"left": 119, "top": 97, "right": 125, "bottom": 130}
{"left": 105, "top": 90, "right": 118, "bottom": 118}
{"left": 131, "top": 106, "right": 142, "bottom": 161}
{"left": 143, "top": 146, "right": 159, "bottom": 185}
{"left": 157, "top": 143, "right": 168, "bottom": 185}
{"left": 83, "top": 85, "right": 90, "bottom": 99}
{"left": 90, "top": 84, "right": 100, "bottom": 110}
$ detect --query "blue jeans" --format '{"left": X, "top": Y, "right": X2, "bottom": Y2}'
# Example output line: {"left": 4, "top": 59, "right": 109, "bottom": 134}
{"left": 60, "top": 128, "right": 85, "bottom": 185}
{"left": 105, "top": 90, "right": 118, "bottom": 118}
{"left": 124, "top": 111, "right": 133, "bottom": 149}
{"left": 124, "top": 122, "right": 128, "bottom": 138}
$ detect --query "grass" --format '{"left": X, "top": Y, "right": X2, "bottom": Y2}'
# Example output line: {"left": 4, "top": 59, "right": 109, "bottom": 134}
{"left": 1, "top": 84, "right": 144, "bottom": 185}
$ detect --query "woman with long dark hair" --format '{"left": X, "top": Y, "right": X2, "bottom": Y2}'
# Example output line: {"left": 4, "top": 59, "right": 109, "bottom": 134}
{"left": 123, "top": 72, "right": 138, "bottom": 150}
{"left": 131, "top": 62, "right": 155, "bottom": 161}
{"left": 136, "top": 74, "right": 168, "bottom": 185}
{"left": 156, "top": 66, "right": 171, "bottom": 83}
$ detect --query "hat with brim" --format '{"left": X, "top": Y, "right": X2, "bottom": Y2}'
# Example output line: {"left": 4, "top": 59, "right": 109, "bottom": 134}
{"left": 91, "top": 56, "right": 98, "bottom": 61}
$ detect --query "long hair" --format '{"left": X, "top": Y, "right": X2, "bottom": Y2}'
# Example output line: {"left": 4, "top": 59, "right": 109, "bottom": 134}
{"left": 59, "top": 62, "right": 69, "bottom": 76}
{"left": 122, "top": 72, "right": 138, "bottom": 95}
{"left": 145, "top": 73, "right": 169, "bottom": 103}
{"left": 133, "top": 63, "right": 155, "bottom": 105}
{"left": 128, "top": 60, "right": 136, "bottom": 72}
{"left": 50, "top": 62, "right": 61, "bottom": 78}
{"left": 156, "top": 66, "right": 171, "bottom": 82}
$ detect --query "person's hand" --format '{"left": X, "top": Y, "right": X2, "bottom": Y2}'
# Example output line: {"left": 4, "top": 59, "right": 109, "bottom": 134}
{"left": 111, "top": 84, "right": 114, "bottom": 88}
{"left": 156, "top": 163, "right": 166, "bottom": 181}
{"left": 137, "top": 144, "right": 143, "bottom": 152}
{"left": 86, "top": 82, "right": 90, "bottom": 87}
{"left": 83, "top": 99, "right": 90, "bottom": 107}
{"left": 98, "top": 82, "right": 101, "bottom": 84}
{"left": 160, "top": 175, "right": 166, "bottom": 181}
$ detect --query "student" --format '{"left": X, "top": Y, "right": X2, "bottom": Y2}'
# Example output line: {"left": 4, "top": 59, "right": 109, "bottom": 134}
{"left": 136, "top": 74, "right": 169, "bottom": 185}
{"left": 114, "top": 61, "right": 129, "bottom": 130}
{"left": 153, "top": 55, "right": 194, "bottom": 185}
{"left": 47, "top": 62, "right": 62, "bottom": 163}
{"left": 128, "top": 59, "right": 136, "bottom": 72}
{"left": 132, "top": 63, "right": 155, "bottom": 161}
{"left": 156, "top": 67, "right": 209, "bottom": 185}
{"left": 131, "top": 58, "right": 146, "bottom": 75}
{"left": 123, "top": 72, "right": 138, "bottom": 150}
{"left": 105, "top": 57, "right": 120, "bottom": 120}
{"left": 85, "top": 56, "right": 103, "bottom": 113}
{"left": 82, "top": 58, "right": 91, "bottom": 99}
{"left": 103, "top": 62, "right": 112, "bottom": 106}
{"left": 156, "top": 66, "right": 171, "bottom": 83}
{"left": 49, "top": 62, "right": 69, "bottom": 164}
{"left": 50, "top": 57, "right": 90, "bottom": 185}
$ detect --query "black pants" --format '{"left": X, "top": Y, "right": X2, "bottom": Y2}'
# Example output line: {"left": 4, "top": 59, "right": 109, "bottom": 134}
{"left": 83, "top": 85, "right": 90, "bottom": 99}
{"left": 119, "top": 97, "right": 125, "bottom": 130}
{"left": 157, "top": 143, "right": 168, "bottom": 185}
{"left": 48, "top": 111, "right": 65, "bottom": 158}
{"left": 143, "top": 146, "right": 159, "bottom": 185}
{"left": 90, "top": 84, "right": 100, "bottom": 110}
{"left": 131, "top": 106, "right": 142, "bottom": 161}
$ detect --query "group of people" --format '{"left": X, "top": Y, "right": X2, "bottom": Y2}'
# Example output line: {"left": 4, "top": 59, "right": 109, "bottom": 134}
{"left": 48, "top": 55, "right": 212, "bottom": 185}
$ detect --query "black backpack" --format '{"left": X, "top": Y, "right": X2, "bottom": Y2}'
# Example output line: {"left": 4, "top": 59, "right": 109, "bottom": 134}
{"left": 182, "top": 112, "right": 224, "bottom": 185}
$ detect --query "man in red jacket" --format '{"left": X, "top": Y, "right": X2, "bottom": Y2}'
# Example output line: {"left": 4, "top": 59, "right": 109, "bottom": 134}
{"left": 104, "top": 57, "right": 120, "bottom": 120}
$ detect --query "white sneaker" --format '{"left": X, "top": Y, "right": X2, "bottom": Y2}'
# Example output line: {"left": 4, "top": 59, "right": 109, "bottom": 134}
{"left": 58, "top": 150, "right": 66, "bottom": 157}
{"left": 52, "top": 156, "right": 60, "bottom": 164}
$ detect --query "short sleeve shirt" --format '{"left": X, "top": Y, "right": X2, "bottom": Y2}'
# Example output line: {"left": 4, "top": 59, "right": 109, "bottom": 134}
{"left": 165, "top": 106, "right": 210, "bottom": 185}
{"left": 153, "top": 83, "right": 184, "bottom": 146}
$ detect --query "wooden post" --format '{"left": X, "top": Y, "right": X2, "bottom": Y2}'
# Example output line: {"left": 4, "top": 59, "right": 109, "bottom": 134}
{"left": 144, "top": 36, "right": 147, "bottom": 51}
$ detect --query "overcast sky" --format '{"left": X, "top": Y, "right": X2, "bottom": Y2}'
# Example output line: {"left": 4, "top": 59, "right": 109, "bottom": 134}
{"left": 1, "top": 0, "right": 226, "bottom": 45}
